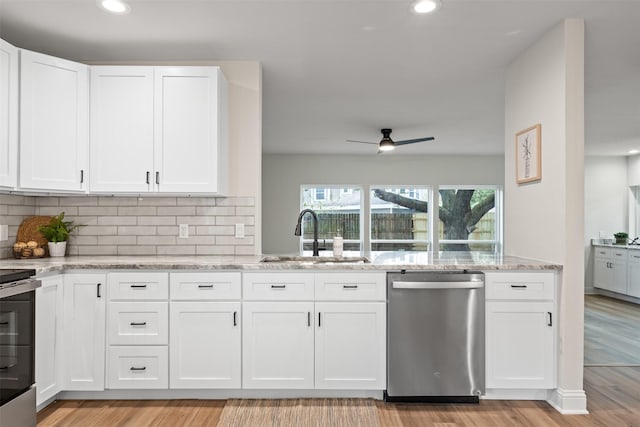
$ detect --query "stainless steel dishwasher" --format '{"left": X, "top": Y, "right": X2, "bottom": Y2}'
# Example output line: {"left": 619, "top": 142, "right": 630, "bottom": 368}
{"left": 385, "top": 271, "right": 485, "bottom": 403}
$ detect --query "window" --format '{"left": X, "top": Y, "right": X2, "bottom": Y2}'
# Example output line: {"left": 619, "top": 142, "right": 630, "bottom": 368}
{"left": 301, "top": 186, "right": 362, "bottom": 253}
{"left": 370, "top": 187, "right": 431, "bottom": 251}
{"left": 437, "top": 186, "right": 501, "bottom": 252}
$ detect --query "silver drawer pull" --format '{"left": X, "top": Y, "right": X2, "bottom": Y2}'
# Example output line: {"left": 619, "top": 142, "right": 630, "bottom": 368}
{"left": 0, "top": 322, "right": 9, "bottom": 326}
{"left": 634, "top": 255, "right": 640, "bottom": 259}
{"left": 271, "top": 285, "right": 286, "bottom": 289}
{"left": 510, "top": 284, "right": 527, "bottom": 289}
{"left": 343, "top": 285, "right": 358, "bottom": 289}
{"left": 198, "top": 284, "right": 214, "bottom": 289}
{"left": 130, "top": 322, "right": 147, "bottom": 326}
{"left": 130, "top": 284, "right": 147, "bottom": 289}
{"left": 130, "top": 366, "right": 146, "bottom": 371}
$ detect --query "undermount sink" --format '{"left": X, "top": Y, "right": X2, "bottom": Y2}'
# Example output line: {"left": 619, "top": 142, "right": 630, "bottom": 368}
{"left": 260, "top": 255, "right": 370, "bottom": 264}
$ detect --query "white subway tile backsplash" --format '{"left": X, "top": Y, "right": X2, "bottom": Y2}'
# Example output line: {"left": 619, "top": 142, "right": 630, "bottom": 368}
{"left": 1, "top": 194, "right": 257, "bottom": 259}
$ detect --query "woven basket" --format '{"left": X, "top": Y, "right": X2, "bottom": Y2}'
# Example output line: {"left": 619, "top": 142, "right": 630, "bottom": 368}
{"left": 14, "top": 216, "right": 52, "bottom": 258}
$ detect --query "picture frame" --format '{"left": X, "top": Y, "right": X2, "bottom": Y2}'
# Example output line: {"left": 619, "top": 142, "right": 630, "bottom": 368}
{"left": 515, "top": 124, "right": 541, "bottom": 184}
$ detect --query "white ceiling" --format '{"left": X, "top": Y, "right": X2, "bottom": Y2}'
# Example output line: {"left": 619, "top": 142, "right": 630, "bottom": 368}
{"left": 1, "top": 0, "right": 639, "bottom": 156}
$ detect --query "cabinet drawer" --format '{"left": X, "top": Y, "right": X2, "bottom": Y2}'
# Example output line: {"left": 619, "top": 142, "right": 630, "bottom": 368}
{"left": 108, "top": 302, "right": 168, "bottom": 345}
{"left": 170, "top": 272, "right": 241, "bottom": 300}
{"left": 629, "top": 251, "right": 640, "bottom": 263}
{"left": 108, "top": 272, "right": 168, "bottom": 300}
{"left": 485, "top": 272, "right": 554, "bottom": 300}
{"left": 315, "top": 272, "right": 386, "bottom": 301}
{"left": 107, "top": 346, "right": 168, "bottom": 389}
{"left": 594, "top": 247, "right": 611, "bottom": 259}
{"left": 243, "top": 272, "right": 314, "bottom": 301}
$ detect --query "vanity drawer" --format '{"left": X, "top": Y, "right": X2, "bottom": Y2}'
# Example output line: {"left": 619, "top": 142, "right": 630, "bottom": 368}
{"left": 108, "top": 272, "right": 168, "bottom": 301}
{"left": 485, "top": 272, "right": 554, "bottom": 300}
{"left": 108, "top": 302, "right": 168, "bottom": 345}
{"left": 107, "top": 346, "right": 168, "bottom": 389}
{"left": 315, "top": 272, "right": 386, "bottom": 301}
{"left": 170, "top": 272, "right": 241, "bottom": 301}
{"left": 242, "top": 272, "right": 314, "bottom": 301}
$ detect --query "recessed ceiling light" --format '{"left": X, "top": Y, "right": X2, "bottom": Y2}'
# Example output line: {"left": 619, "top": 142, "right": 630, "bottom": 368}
{"left": 411, "top": 0, "right": 441, "bottom": 14}
{"left": 629, "top": 149, "right": 639, "bottom": 155}
{"left": 98, "top": 0, "right": 130, "bottom": 14}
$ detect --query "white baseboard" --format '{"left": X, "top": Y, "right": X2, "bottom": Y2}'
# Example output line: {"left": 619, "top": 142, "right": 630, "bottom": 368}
{"left": 547, "top": 388, "right": 588, "bottom": 414}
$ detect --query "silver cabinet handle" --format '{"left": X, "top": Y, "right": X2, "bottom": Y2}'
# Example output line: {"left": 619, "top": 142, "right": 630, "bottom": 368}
{"left": 130, "top": 322, "right": 147, "bottom": 326}
{"left": 130, "top": 284, "right": 147, "bottom": 289}
{"left": 80, "top": 169, "right": 84, "bottom": 183}
{"left": 198, "top": 284, "right": 214, "bottom": 289}
{"left": 307, "top": 311, "right": 311, "bottom": 327}
{"left": 0, "top": 322, "right": 9, "bottom": 326}
{"left": 156, "top": 171, "right": 160, "bottom": 185}
{"left": 510, "top": 284, "right": 527, "bottom": 289}
{"left": 547, "top": 312, "right": 553, "bottom": 327}
{"left": 233, "top": 311, "right": 237, "bottom": 327}
{"left": 97, "top": 283, "right": 101, "bottom": 298}
{"left": 318, "top": 312, "right": 321, "bottom": 327}
{"left": 343, "top": 285, "right": 358, "bottom": 289}
{"left": 146, "top": 171, "right": 150, "bottom": 184}
{"left": 130, "top": 367, "right": 146, "bottom": 371}
{"left": 271, "top": 284, "right": 286, "bottom": 289}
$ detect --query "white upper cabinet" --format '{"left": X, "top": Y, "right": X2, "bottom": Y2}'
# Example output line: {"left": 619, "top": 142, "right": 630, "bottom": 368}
{"left": 154, "top": 67, "right": 228, "bottom": 194}
{"left": 0, "top": 39, "right": 18, "bottom": 189}
{"left": 89, "top": 66, "right": 228, "bottom": 195}
{"left": 19, "top": 50, "right": 88, "bottom": 192}
{"left": 90, "top": 67, "right": 154, "bottom": 193}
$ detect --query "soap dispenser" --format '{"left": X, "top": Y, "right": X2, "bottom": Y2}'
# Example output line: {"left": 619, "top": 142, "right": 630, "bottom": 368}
{"left": 333, "top": 230, "right": 343, "bottom": 257}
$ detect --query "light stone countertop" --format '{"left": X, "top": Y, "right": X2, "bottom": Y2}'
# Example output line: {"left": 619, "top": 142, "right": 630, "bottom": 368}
{"left": 592, "top": 243, "right": 640, "bottom": 250}
{"left": 0, "top": 252, "right": 561, "bottom": 274}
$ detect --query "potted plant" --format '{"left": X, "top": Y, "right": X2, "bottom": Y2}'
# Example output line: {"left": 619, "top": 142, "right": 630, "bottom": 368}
{"left": 38, "top": 212, "right": 80, "bottom": 257}
{"left": 614, "top": 232, "right": 629, "bottom": 245}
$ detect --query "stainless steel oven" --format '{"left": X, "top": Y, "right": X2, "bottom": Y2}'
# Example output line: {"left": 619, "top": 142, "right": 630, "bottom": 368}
{"left": 0, "top": 269, "right": 40, "bottom": 427}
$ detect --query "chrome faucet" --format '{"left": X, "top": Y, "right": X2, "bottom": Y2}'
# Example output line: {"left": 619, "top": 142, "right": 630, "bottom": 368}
{"left": 294, "top": 209, "right": 320, "bottom": 256}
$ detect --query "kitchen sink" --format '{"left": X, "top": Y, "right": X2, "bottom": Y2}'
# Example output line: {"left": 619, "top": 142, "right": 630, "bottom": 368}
{"left": 260, "top": 255, "right": 370, "bottom": 264}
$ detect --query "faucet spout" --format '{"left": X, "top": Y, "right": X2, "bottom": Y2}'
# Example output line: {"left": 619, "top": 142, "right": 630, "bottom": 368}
{"left": 295, "top": 209, "right": 320, "bottom": 256}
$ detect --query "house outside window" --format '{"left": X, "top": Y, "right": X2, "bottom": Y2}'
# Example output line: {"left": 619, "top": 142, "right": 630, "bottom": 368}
{"left": 301, "top": 186, "right": 362, "bottom": 253}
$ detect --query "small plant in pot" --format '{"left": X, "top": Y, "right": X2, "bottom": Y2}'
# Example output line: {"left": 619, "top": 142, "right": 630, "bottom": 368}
{"left": 614, "top": 232, "right": 629, "bottom": 245}
{"left": 38, "top": 212, "right": 80, "bottom": 257}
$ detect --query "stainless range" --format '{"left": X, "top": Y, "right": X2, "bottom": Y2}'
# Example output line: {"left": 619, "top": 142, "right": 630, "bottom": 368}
{"left": 0, "top": 269, "right": 40, "bottom": 427}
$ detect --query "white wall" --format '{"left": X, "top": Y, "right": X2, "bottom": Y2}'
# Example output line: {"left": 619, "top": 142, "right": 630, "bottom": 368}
{"left": 627, "top": 154, "right": 640, "bottom": 186}
{"left": 504, "top": 20, "right": 586, "bottom": 412}
{"left": 262, "top": 154, "right": 504, "bottom": 254}
{"left": 584, "top": 156, "right": 628, "bottom": 292}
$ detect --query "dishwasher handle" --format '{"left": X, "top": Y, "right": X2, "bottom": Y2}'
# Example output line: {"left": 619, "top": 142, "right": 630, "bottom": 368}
{"left": 392, "top": 281, "right": 483, "bottom": 290}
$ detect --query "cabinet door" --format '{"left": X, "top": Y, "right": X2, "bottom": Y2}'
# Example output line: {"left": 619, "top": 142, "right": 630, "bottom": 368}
{"left": 486, "top": 301, "right": 555, "bottom": 389}
{"left": 90, "top": 66, "right": 154, "bottom": 193}
{"left": 242, "top": 301, "right": 314, "bottom": 389}
{"left": 0, "top": 38, "right": 18, "bottom": 188}
{"left": 154, "top": 67, "right": 227, "bottom": 194}
{"left": 628, "top": 254, "right": 640, "bottom": 298}
{"left": 593, "top": 257, "right": 611, "bottom": 291}
{"left": 170, "top": 301, "right": 240, "bottom": 389}
{"left": 35, "top": 275, "right": 64, "bottom": 405}
{"left": 610, "top": 257, "right": 628, "bottom": 294}
{"left": 63, "top": 274, "right": 106, "bottom": 391}
{"left": 315, "top": 302, "right": 386, "bottom": 389}
{"left": 20, "top": 50, "right": 88, "bottom": 192}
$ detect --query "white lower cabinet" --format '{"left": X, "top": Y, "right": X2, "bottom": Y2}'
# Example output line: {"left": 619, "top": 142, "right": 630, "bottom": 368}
{"left": 485, "top": 272, "right": 556, "bottom": 390}
{"left": 315, "top": 302, "right": 386, "bottom": 389}
{"left": 107, "top": 346, "right": 168, "bottom": 389}
{"left": 170, "top": 301, "right": 241, "bottom": 389}
{"left": 35, "top": 275, "right": 64, "bottom": 405}
{"left": 628, "top": 252, "right": 640, "bottom": 298}
{"left": 242, "top": 301, "right": 315, "bottom": 389}
{"left": 63, "top": 274, "right": 107, "bottom": 391}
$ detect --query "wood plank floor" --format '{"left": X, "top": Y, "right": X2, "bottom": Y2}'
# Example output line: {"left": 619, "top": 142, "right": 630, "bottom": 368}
{"left": 37, "top": 367, "right": 640, "bottom": 427}
{"left": 584, "top": 294, "right": 640, "bottom": 365}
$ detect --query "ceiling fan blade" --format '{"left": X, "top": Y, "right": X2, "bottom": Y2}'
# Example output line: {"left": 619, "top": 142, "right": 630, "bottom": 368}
{"left": 346, "top": 139, "right": 378, "bottom": 145}
{"left": 394, "top": 136, "right": 435, "bottom": 146}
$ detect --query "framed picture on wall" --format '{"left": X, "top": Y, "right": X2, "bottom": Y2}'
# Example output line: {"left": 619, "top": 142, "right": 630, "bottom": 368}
{"left": 515, "top": 124, "right": 541, "bottom": 184}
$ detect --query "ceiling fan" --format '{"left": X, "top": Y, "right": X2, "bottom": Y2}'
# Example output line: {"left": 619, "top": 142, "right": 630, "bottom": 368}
{"left": 346, "top": 128, "right": 435, "bottom": 153}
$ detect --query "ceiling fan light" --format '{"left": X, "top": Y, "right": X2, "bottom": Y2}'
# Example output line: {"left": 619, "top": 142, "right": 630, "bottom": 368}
{"left": 99, "top": 0, "right": 131, "bottom": 14}
{"left": 379, "top": 140, "right": 395, "bottom": 151}
{"left": 411, "top": 0, "right": 441, "bottom": 14}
